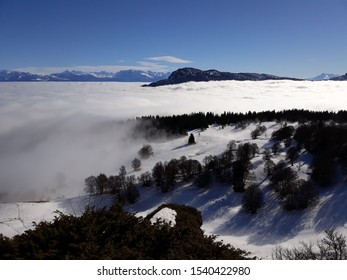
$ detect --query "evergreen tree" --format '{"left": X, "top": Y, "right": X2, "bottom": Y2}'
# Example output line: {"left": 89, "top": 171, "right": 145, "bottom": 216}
{"left": 188, "top": 133, "right": 196, "bottom": 145}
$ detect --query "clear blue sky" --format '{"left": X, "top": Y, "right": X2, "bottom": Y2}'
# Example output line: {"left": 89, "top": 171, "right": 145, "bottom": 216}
{"left": 1, "top": 0, "right": 347, "bottom": 78}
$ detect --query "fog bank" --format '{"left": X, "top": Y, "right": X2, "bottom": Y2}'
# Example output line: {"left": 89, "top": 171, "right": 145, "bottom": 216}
{"left": 0, "top": 81, "right": 346, "bottom": 201}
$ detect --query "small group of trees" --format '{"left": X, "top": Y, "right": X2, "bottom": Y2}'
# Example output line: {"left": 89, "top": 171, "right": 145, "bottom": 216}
{"left": 271, "top": 123, "right": 295, "bottom": 142}
{"left": 251, "top": 124, "right": 267, "bottom": 139}
{"left": 84, "top": 166, "right": 139, "bottom": 204}
{"left": 268, "top": 161, "right": 318, "bottom": 210}
{"left": 133, "top": 140, "right": 262, "bottom": 204}
{"left": 293, "top": 122, "right": 347, "bottom": 187}
{"left": 149, "top": 157, "right": 202, "bottom": 192}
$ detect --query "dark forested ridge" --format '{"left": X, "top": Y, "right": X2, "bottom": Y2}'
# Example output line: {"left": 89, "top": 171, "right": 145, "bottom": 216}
{"left": 133, "top": 109, "right": 347, "bottom": 139}
{"left": 143, "top": 67, "right": 302, "bottom": 87}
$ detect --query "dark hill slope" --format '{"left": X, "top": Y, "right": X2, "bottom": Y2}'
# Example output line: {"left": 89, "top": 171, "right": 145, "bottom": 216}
{"left": 144, "top": 68, "right": 301, "bottom": 87}
{"left": 331, "top": 73, "right": 347, "bottom": 81}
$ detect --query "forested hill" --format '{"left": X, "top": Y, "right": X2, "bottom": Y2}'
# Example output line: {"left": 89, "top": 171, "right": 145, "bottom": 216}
{"left": 144, "top": 68, "right": 302, "bottom": 87}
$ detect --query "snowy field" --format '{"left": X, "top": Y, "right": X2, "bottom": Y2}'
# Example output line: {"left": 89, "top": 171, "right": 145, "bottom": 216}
{"left": 1, "top": 81, "right": 347, "bottom": 259}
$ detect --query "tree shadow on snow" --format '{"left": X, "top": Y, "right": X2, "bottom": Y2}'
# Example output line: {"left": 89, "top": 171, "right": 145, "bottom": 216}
{"left": 211, "top": 189, "right": 308, "bottom": 246}
{"left": 171, "top": 143, "right": 190, "bottom": 150}
{"left": 313, "top": 180, "right": 347, "bottom": 232}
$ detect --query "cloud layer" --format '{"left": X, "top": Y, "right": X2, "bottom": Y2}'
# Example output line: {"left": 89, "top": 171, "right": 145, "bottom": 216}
{"left": 0, "top": 80, "right": 346, "bottom": 201}
{"left": 14, "top": 56, "right": 192, "bottom": 75}
{"left": 146, "top": 56, "right": 192, "bottom": 63}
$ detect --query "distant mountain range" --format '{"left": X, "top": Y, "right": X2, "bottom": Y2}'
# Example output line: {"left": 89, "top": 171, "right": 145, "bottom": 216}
{"left": 307, "top": 73, "right": 340, "bottom": 81}
{"left": 1, "top": 68, "right": 346, "bottom": 83}
{"left": 0, "top": 69, "right": 170, "bottom": 82}
{"left": 330, "top": 73, "right": 347, "bottom": 81}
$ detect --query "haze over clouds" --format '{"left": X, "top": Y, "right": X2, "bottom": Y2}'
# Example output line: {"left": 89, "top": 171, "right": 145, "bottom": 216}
{"left": 0, "top": 81, "right": 347, "bottom": 202}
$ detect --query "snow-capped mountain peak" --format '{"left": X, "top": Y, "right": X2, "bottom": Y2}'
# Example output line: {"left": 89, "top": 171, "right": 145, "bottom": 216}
{"left": 0, "top": 69, "right": 171, "bottom": 82}
{"left": 308, "top": 73, "right": 340, "bottom": 81}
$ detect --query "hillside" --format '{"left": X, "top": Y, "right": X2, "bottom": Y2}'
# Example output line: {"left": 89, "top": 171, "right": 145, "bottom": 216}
{"left": 1, "top": 120, "right": 346, "bottom": 259}
{"left": 331, "top": 73, "right": 347, "bottom": 81}
{"left": 144, "top": 67, "right": 301, "bottom": 87}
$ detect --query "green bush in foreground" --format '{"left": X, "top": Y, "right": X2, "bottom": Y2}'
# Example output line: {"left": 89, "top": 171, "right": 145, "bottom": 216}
{"left": 0, "top": 204, "right": 250, "bottom": 260}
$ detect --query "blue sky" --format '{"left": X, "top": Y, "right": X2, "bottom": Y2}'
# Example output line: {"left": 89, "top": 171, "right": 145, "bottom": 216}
{"left": 1, "top": 0, "right": 347, "bottom": 78}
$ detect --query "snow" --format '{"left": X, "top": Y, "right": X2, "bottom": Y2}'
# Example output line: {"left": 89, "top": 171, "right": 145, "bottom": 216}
{"left": 125, "top": 122, "right": 338, "bottom": 259}
{"left": 0, "top": 81, "right": 347, "bottom": 258}
{"left": 150, "top": 207, "right": 177, "bottom": 226}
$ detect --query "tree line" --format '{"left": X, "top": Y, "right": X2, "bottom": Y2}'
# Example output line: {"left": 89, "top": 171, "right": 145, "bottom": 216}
{"left": 132, "top": 109, "right": 347, "bottom": 139}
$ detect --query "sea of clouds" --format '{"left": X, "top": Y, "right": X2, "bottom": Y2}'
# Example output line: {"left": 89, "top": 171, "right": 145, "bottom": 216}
{"left": 0, "top": 80, "right": 346, "bottom": 201}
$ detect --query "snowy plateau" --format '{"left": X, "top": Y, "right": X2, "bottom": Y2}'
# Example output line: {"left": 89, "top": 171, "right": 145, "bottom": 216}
{"left": 0, "top": 80, "right": 347, "bottom": 259}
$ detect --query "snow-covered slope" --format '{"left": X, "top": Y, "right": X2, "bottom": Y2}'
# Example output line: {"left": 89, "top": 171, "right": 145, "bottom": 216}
{"left": 1, "top": 121, "right": 346, "bottom": 259}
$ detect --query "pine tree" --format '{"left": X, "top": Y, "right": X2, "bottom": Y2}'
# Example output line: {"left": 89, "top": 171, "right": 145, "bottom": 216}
{"left": 188, "top": 133, "right": 196, "bottom": 145}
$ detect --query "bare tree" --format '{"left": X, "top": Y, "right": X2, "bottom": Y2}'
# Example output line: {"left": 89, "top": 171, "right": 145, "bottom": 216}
{"left": 84, "top": 175, "right": 97, "bottom": 195}
{"left": 273, "top": 228, "right": 347, "bottom": 260}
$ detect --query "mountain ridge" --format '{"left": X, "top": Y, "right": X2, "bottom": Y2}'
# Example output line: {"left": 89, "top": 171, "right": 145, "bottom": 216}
{"left": 2, "top": 68, "right": 347, "bottom": 83}
{"left": 308, "top": 73, "right": 340, "bottom": 81}
{"left": 0, "top": 69, "right": 170, "bottom": 82}
{"left": 330, "top": 73, "right": 347, "bottom": 81}
{"left": 144, "top": 67, "right": 303, "bottom": 87}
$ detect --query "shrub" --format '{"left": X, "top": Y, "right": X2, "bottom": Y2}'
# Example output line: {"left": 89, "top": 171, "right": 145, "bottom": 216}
{"left": 131, "top": 158, "right": 141, "bottom": 171}
{"left": 138, "top": 144, "right": 153, "bottom": 159}
{"left": 0, "top": 204, "right": 250, "bottom": 260}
